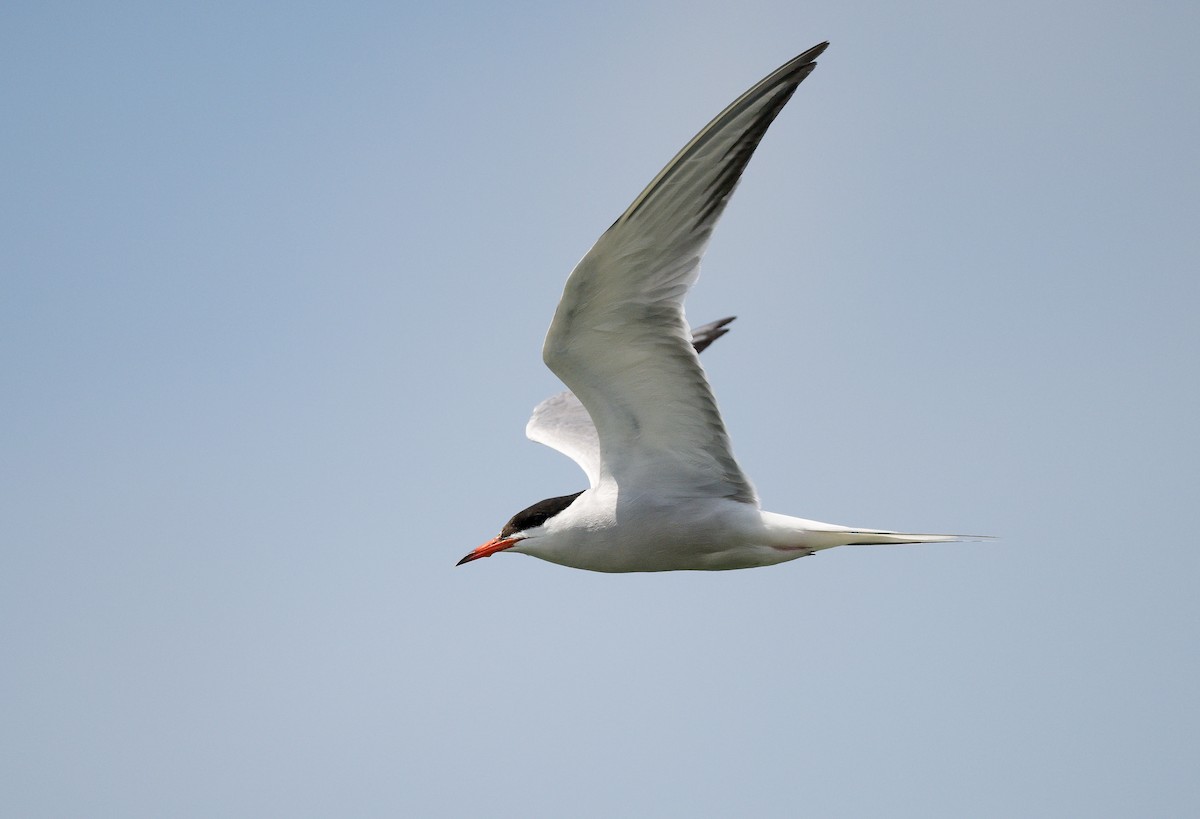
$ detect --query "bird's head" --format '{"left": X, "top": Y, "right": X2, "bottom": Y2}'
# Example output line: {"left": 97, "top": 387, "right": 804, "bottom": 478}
{"left": 457, "top": 490, "right": 585, "bottom": 566}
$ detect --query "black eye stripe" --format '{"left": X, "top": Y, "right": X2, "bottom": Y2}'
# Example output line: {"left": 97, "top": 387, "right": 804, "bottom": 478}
{"left": 500, "top": 491, "right": 585, "bottom": 538}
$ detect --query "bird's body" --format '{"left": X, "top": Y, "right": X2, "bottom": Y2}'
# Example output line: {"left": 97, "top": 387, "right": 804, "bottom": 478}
{"left": 459, "top": 42, "right": 979, "bottom": 573}
{"left": 517, "top": 489, "right": 771, "bottom": 573}
{"left": 507, "top": 489, "right": 947, "bottom": 573}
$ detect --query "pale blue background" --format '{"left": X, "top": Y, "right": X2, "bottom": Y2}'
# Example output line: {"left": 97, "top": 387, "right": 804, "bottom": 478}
{"left": 3, "top": 2, "right": 1198, "bottom": 817}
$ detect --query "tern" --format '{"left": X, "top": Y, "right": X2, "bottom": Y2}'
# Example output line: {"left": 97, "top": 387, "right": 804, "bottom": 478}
{"left": 459, "top": 42, "right": 976, "bottom": 572}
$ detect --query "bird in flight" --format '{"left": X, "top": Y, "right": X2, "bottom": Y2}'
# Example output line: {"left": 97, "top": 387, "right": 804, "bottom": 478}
{"left": 459, "top": 42, "right": 977, "bottom": 572}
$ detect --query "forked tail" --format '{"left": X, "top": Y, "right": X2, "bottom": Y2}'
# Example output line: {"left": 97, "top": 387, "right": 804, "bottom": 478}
{"left": 760, "top": 512, "right": 992, "bottom": 553}
{"left": 838, "top": 530, "right": 991, "bottom": 546}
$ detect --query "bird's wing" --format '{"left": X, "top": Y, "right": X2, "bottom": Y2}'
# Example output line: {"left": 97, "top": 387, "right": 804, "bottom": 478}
{"left": 527, "top": 317, "right": 736, "bottom": 488}
{"left": 542, "top": 43, "right": 827, "bottom": 503}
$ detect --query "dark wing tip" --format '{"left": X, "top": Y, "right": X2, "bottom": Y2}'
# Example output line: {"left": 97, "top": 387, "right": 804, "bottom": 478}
{"left": 616, "top": 42, "right": 829, "bottom": 230}
{"left": 691, "top": 316, "right": 737, "bottom": 353}
{"left": 796, "top": 41, "right": 830, "bottom": 64}
{"left": 768, "top": 42, "right": 829, "bottom": 83}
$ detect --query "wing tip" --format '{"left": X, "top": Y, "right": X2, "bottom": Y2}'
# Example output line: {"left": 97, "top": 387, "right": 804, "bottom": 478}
{"left": 691, "top": 316, "right": 737, "bottom": 354}
{"left": 778, "top": 41, "right": 830, "bottom": 77}
{"left": 801, "top": 41, "right": 831, "bottom": 63}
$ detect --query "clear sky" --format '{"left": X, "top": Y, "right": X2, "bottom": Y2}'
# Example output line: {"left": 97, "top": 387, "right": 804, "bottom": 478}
{"left": 3, "top": 1, "right": 1198, "bottom": 816}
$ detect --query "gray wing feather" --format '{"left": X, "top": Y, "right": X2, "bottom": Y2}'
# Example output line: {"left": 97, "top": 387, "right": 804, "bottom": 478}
{"left": 542, "top": 44, "right": 827, "bottom": 503}
{"left": 526, "top": 318, "right": 737, "bottom": 488}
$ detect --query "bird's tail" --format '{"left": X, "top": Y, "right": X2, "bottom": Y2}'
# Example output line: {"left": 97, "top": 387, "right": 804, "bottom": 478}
{"left": 806, "top": 523, "right": 993, "bottom": 547}
{"left": 760, "top": 513, "right": 992, "bottom": 552}
{"left": 826, "top": 528, "right": 992, "bottom": 548}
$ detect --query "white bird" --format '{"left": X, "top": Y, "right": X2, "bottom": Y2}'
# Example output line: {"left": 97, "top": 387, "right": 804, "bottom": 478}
{"left": 459, "top": 42, "right": 977, "bottom": 572}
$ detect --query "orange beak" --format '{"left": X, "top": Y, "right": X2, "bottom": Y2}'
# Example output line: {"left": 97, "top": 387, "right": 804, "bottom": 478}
{"left": 456, "top": 536, "right": 520, "bottom": 566}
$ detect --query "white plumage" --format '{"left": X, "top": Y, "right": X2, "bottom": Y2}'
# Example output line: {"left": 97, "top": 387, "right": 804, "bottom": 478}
{"left": 460, "top": 42, "right": 981, "bottom": 572}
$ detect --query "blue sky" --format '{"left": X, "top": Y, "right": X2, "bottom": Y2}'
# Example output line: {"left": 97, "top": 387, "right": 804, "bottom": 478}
{"left": 3, "top": 1, "right": 1198, "bottom": 816}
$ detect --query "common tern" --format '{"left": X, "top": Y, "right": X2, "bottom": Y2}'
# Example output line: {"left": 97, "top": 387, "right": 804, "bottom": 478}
{"left": 459, "top": 42, "right": 976, "bottom": 572}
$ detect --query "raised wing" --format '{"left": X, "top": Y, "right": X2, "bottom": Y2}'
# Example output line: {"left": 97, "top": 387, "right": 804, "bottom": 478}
{"left": 527, "top": 317, "right": 736, "bottom": 487}
{"left": 541, "top": 43, "right": 827, "bottom": 503}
